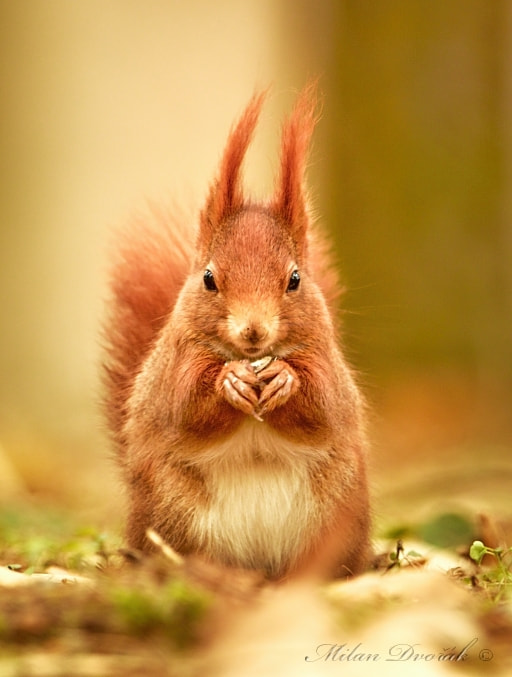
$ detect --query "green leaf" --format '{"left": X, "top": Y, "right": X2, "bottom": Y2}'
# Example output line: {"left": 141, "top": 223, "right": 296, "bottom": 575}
{"left": 469, "top": 540, "right": 487, "bottom": 564}
{"left": 417, "top": 512, "right": 475, "bottom": 548}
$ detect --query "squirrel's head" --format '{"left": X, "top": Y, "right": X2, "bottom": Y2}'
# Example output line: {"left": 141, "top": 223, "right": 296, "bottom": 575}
{"left": 191, "top": 83, "right": 323, "bottom": 361}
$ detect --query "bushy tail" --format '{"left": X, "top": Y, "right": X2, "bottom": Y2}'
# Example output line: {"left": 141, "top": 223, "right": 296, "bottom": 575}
{"left": 102, "top": 203, "right": 194, "bottom": 452}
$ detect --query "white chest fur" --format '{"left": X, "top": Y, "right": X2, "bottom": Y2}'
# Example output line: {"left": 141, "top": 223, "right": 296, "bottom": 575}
{"left": 189, "top": 421, "right": 325, "bottom": 576}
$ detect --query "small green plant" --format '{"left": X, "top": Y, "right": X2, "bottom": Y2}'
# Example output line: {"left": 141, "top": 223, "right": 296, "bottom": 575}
{"left": 387, "top": 539, "right": 425, "bottom": 570}
{"left": 110, "top": 578, "right": 210, "bottom": 647}
{"left": 469, "top": 540, "right": 512, "bottom": 600}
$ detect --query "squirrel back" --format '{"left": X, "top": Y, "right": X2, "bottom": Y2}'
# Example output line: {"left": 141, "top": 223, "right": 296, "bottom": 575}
{"left": 102, "top": 84, "right": 370, "bottom": 578}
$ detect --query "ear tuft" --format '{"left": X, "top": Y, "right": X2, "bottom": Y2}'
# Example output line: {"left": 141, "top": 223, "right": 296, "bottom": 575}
{"left": 272, "top": 81, "right": 320, "bottom": 245}
{"left": 199, "top": 90, "right": 267, "bottom": 255}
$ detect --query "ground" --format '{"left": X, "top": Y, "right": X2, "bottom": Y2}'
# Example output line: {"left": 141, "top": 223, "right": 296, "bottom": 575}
{"left": 0, "top": 497, "right": 511, "bottom": 677}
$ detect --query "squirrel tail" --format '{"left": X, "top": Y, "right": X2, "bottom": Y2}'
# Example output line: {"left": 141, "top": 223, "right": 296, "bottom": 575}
{"left": 102, "top": 202, "right": 194, "bottom": 451}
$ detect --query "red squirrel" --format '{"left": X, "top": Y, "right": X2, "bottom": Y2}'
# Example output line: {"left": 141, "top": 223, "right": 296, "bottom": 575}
{"left": 103, "top": 84, "right": 371, "bottom": 578}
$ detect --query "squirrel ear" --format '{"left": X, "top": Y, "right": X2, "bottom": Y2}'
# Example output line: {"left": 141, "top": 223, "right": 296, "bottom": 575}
{"left": 272, "top": 81, "right": 320, "bottom": 247}
{"left": 199, "top": 90, "right": 267, "bottom": 254}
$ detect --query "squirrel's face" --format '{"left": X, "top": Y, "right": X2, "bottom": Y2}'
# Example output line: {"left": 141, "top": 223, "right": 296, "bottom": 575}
{"left": 195, "top": 209, "right": 307, "bottom": 360}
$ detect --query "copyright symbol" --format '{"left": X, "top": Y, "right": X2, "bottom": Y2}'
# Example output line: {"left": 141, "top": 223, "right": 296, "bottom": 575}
{"left": 479, "top": 648, "right": 493, "bottom": 662}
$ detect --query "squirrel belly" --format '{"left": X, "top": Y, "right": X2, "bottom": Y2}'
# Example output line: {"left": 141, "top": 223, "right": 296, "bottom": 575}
{"left": 188, "top": 419, "right": 324, "bottom": 578}
{"left": 103, "top": 83, "right": 371, "bottom": 578}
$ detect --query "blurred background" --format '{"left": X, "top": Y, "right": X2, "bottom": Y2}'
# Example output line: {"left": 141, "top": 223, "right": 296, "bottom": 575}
{"left": 1, "top": 1, "right": 511, "bottom": 535}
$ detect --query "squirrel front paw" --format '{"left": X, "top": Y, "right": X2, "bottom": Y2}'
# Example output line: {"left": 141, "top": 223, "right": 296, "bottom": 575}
{"left": 254, "top": 360, "right": 299, "bottom": 418}
{"left": 217, "top": 360, "right": 260, "bottom": 418}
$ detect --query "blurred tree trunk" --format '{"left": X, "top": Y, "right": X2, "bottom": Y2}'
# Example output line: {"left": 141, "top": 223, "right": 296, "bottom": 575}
{"left": 321, "top": 1, "right": 512, "bottom": 390}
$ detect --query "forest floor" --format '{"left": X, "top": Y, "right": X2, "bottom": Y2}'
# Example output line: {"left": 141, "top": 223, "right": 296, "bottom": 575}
{"left": 0, "top": 491, "right": 511, "bottom": 676}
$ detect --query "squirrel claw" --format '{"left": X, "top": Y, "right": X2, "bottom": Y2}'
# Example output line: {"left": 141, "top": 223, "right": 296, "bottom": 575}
{"left": 219, "top": 358, "right": 296, "bottom": 419}
{"left": 257, "top": 362, "right": 298, "bottom": 416}
{"left": 223, "top": 378, "right": 258, "bottom": 416}
{"left": 219, "top": 361, "right": 260, "bottom": 417}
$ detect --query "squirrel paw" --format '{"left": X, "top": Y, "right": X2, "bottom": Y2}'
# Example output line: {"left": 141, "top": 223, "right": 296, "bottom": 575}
{"left": 217, "top": 360, "right": 260, "bottom": 418}
{"left": 255, "top": 360, "right": 299, "bottom": 417}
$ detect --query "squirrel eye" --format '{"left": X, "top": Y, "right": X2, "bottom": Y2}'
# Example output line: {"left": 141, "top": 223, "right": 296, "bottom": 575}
{"left": 287, "top": 270, "right": 301, "bottom": 292}
{"left": 203, "top": 269, "right": 218, "bottom": 292}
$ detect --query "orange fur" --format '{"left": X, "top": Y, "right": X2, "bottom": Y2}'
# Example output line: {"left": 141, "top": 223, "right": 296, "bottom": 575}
{"left": 102, "top": 84, "right": 371, "bottom": 579}
{"left": 200, "top": 90, "right": 267, "bottom": 256}
{"left": 102, "top": 204, "right": 193, "bottom": 453}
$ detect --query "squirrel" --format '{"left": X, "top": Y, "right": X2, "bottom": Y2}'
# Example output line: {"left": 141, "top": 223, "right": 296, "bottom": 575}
{"left": 102, "top": 83, "right": 371, "bottom": 579}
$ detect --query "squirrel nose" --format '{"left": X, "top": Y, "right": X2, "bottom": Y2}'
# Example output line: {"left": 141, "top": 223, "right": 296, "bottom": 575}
{"left": 241, "top": 324, "right": 268, "bottom": 344}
